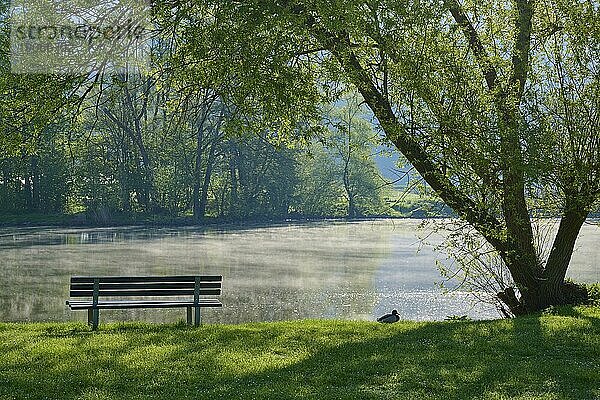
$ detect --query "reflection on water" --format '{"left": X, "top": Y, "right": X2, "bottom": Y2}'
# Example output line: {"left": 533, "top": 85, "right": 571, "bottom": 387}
{"left": 0, "top": 220, "right": 598, "bottom": 324}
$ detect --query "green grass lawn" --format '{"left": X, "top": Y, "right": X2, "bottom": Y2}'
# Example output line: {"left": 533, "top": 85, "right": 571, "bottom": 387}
{"left": 1, "top": 306, "right": 599, "bottom": 400}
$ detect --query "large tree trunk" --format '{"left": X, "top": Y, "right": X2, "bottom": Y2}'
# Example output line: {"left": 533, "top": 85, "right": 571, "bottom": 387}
{"left": 496, "top": 115, "right": 542, "bottom": 314}
{"left": 498, "top": 202, "right": 589, "bottom": 314}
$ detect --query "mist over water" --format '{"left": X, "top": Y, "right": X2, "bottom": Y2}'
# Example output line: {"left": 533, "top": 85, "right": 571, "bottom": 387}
{"left": 0, "top": 219, "right": 598, "bottom": 324}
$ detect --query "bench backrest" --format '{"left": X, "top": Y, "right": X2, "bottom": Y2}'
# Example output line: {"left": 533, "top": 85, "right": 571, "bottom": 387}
{"left": 70, "top": 276, "right": 222, "bottom": 303}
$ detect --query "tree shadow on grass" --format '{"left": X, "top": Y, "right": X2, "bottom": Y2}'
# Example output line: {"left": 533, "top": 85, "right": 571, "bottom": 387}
{"left": 206, "top": 317, "right": 600, "bottom": 400}
{"left": 232, "top": 319, "right": 598, "bottom": 399}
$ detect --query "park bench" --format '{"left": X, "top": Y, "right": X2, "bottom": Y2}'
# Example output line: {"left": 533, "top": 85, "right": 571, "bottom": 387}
{"left": 66, "top": 275, "right": 223, "bottom": 330}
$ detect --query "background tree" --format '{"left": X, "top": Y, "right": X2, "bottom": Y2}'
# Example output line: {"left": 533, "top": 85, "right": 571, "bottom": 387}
{"left": 322, "top": 94, "right": 388, "bottom": 218}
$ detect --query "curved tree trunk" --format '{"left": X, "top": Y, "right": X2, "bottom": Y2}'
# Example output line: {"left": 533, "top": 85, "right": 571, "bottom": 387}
{"left": 539, "top": 204, "right": 589, "bottom": 306}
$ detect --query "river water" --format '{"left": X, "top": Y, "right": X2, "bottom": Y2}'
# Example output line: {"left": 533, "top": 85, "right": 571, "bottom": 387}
{"left": 0, "top": 219, "right": 598, "bottom": 324}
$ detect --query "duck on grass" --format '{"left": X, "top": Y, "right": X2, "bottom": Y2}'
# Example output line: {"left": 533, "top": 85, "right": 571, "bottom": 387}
{"left": 377, "top": 309, "right": 399, "bottom": 323}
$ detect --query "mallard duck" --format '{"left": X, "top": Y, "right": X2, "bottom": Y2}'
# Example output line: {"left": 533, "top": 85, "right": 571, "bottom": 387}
{"left": 377, "top": 309, "right": 399, "bottom": 323}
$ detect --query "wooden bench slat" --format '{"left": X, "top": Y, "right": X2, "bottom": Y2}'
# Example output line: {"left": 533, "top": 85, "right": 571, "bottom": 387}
{"left": 70, "top": 282, "right": 222, "bottom": 290}
{"left": 70, "top": 289, "right": 221, "bottom": 297}
{"left": 67, "top": 299, "right": 222, "bottom": 310}
{"left": 71, "top": 275, "right": 222, "bottom": 283}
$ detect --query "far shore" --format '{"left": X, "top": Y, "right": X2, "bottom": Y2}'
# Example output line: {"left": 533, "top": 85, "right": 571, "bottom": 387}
{"left": 1, "top": 211, "right": 598, "bottom": 232}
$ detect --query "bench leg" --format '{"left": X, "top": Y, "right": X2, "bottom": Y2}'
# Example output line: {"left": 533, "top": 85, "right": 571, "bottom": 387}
{"left": 90, "top": 309, "right": 99, "bottom": 331}
{"left": 87, "top": 309, "right": 93, "bottom": 326}
{"left": 194, "top": 307, "right": 201, "bottom": 327}
{"left": 186, "top": 307, "right": 192, "bottom": 326}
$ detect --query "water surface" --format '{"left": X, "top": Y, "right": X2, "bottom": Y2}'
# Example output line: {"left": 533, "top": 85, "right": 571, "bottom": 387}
{"left": 0, "top": 219, "right": 598, "bottom": 324}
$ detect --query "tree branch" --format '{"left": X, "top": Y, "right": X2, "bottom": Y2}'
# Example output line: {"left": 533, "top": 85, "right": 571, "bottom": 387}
{"left": 443, "top": 0, "right": 499, "bottom": 92}
{"left": 302, "top": 19, "right": 508, "bottom": 253}
{"left": 509, "top": 0, "right": 533, "bottom": 99}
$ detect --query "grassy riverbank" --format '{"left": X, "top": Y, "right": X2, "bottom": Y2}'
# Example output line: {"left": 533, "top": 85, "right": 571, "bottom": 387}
{"left": 1, "top": 306, "right": 599, "bottom": 400}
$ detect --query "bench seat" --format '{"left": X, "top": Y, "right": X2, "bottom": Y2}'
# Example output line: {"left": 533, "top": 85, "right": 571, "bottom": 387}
{"left": 66, "top": 299, "right": 222, "bottom": 310}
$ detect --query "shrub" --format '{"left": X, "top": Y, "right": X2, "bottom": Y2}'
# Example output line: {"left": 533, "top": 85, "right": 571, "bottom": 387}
{"left": 588, "top": 283, "right": 600, "bottom": 305}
